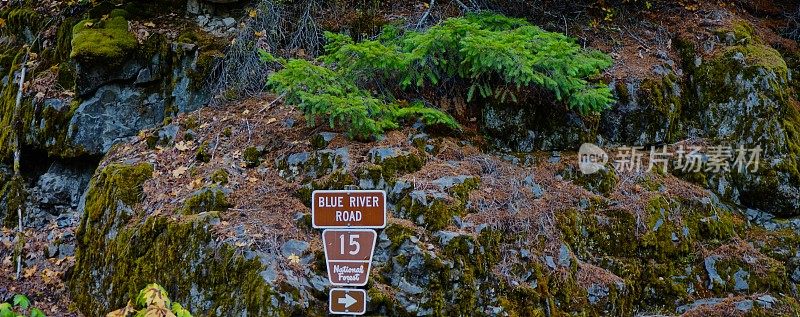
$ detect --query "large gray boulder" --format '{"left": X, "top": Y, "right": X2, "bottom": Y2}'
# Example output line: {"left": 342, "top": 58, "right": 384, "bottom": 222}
{"left": 68, "top": 85, "right": 166, "bottom": 155}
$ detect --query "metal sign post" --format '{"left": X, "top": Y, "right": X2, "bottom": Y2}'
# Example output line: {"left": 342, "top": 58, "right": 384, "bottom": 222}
{"left": 313, "top": 190, "right": 386, "bottom": 315}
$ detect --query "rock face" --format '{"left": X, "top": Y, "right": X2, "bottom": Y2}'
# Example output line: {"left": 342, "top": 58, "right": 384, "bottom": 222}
{"left": 4, "top": 2, "right": 800, "bottom": 316}
{"left": 482, "top": 100, "right": 597, "bottom": 152}
{"left": 30, "top": 161, "right": 93, "bottom": 215}
{"left": 68, "top": 163, "right": 281, "bottom": 316}
{"left": 601, "top": 71, "right": 683, "bottom": 146}
{"left": 69, "top": 85, "right": 166, "bottom": 154}
{"left": 683, "top": 37, "right": 800, "bottom": 216}
{"left": 482, "top": 22, "right": 800, "bottom": 216}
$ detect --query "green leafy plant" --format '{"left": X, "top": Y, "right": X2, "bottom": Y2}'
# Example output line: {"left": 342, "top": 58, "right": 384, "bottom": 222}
{"left": 265, "top": 13, "right": 613, "bottom": 139}
{"left": 107, "top": 283, "right": 192, "bottom": 317}
{"left": 265, "top": 54, "right": 458, "bottom": 139}
{"left": 0, "top": 294, "right": 46, "bottom": 317}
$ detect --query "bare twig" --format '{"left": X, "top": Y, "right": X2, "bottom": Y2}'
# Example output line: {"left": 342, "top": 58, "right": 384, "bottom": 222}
{"left": 260, "top": 91, "right": 286, "bottom": 113}
{"left": 13, "top": 51, "right": 28, "bottom": 281}
{"left": 417, "top": 0, "right": 436, "bottom": 29}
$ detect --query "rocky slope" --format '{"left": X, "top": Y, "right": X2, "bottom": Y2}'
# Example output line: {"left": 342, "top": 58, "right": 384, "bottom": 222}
{"left": 0, "top": 0, "right": 799, "bottom": 316}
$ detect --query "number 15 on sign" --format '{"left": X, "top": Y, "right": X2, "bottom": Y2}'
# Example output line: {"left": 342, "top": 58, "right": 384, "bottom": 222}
{"left": 322, "top": 229, "right": 377, "bottom": 286}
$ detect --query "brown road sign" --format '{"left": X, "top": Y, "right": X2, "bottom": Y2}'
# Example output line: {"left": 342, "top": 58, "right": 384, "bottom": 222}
{"left": 312, "top": 190, "right": 386, "bottom": 228}
{"left": 322, "top": 229, "right": 377, "bottom": 286}
{"left": 329, "top": 288, "right": 367, "bottom": 315}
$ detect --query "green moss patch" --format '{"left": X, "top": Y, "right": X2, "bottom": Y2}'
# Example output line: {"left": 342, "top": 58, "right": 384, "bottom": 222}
{"left": 242, "top": 147, "right": 261, "bottom": 168}
{"left": 70, "top": 15, "right": 137, "bottom": 64}
{"left": 181, "top": 185, "right": 232, "bottom": 215}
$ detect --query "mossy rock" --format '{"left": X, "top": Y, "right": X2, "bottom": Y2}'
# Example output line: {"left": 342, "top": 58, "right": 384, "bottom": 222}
{"left": 195, "top": 141, "right": 211, "bottom": 163}
{"left": 0, "top": 48, "right": 86, "bottom": 161}
{"left": 481, "top": 99, "right": 600, "bottom": 152}
{"left": 0, "top": 176, "right": 26, "bottom": 228}
{"left": 568, "top": 165, "right": 619, "bottom": 195}
{"left": 394, "top": 178, "right": 479, "bottom": 231}
{"left": 682, "top": 34, "right": 800, "bottom": 216}
{"left": 706, "top": 256, "right": 789, "bottom": 297}
{"left": 71, "top": 15, "right": 137, "bottom": 64}
{"left": 2, "top": 8, "right": 43, "bottom": 41}
{"left": 367, "top": 147, "right": 423, "bottom": 178}
{"left": 210, "top": 169, "right": 229, "bottom": 185}
{"left": 554, "top": 194, "right": 762, "bottom": 311}
{"left": 242, "top": 146, "right": 261, "bottom": 168}
{"left": 601, "top": 73, "right": 684, "bottom": 145}
{"left": 69, "top": 163, "right": 286, "bottom": 316}
{"left": 295, "top": 170, "right": 356, "bottom": 205}
{"left": 181, "top": 185, "right": 232, "bottom": 215}
{"left": 276, "top": 148, "right": 350, "bottom": 181}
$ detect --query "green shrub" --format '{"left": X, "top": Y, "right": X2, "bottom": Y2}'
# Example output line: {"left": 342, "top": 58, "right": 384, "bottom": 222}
{"left": 0, "top": 294, "right": 46, "bottom": 317}
{"left": 265, "top": 13, "right": 613, "bottom": 139}
{"left": 107, "top": 283, "right": 192, "bottom": 317}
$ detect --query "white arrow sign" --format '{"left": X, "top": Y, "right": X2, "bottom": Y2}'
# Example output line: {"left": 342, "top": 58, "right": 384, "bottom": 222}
{"left": 329, "top": 288, "right": 366, "bottom": 315}
{"left": 338, "top": 293, "right": 356, "bottom": 308}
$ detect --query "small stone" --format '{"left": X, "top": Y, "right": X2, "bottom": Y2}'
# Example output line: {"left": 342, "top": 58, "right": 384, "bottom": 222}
{"left": 733, "top": 269, "right": 749, "bottom": 291}
{"left": 187, "top": 0, "right": 200, "bottom": 14}
{"left": 234, "top": 224, "right": 246, "bottom": 236}
{"left": 280, "top": 239, "right": 309, "bottom": 257}
{"left": 431, "top": 175, "right": 472, "bottom": 190}
{"left": 435, "top": 231, "right": 459, "bottom": 246}
{"left": 453, "top": 216, "right": 463, "bottom": 228}
{"left": 43, "top": 99, "right": 65, "bottom": 111}
{"left": 196, "top": 15, "right": 209, "bottom": 27}
{"left": 309, "top": 274, "right": 328, "bottom": 292}
{"left": 578, "top": 198, "right": 590, "bottom": 210}
{"left": 56, "top": 214, "right": 74, "bottom": 228}
{"left": 46, "top": 244, "right": 59, "bottom": 258}
{"left": 791, "top": 267, "right": 800, "bottom": 283}
{"left": 558, "top": 244, "right": 571, "bottom": 267}
{"left": 135, "top": 68, "right": 154, "bottom": 84}
{"left": 587, "top": 284, "right": 609, "bottom": 304}
{"left": 653, "top": 218, "right": 664, "bottom": 231}
{"left": 58, "top": 243, "right": 75, "bottom": 258}
{"left": 548, "top": 152, "right": 561, "bottom": 163}
{"left": 756, "top": 295, "right": 777, "bottom": 309}
{"left": 523, "top": 175, "right": 535, "bottom": 187}
{"left": 222, "top": 17, "right": 236, "bottom": 27}
{"left": 531, "top": 184, "right": 544, "bottom": 199}
{"left": 735, "top": 300, "right": 753, "bottom": 312}
{"left": 704, "top": 255, "right": 725, "bottom": 289}
{"left": 544, "top": 256, "right": 556, "bottom": 269}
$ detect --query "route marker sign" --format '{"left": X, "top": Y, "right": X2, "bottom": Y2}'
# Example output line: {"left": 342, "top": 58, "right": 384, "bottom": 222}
{"left": 322, "top": 229, "right": 377, "bottom": 286}
{"left": 329, "top": 288, "right": 367, "bottom": 315}
{"left": 312, "top": 190, "right": 386, "bottom": 228}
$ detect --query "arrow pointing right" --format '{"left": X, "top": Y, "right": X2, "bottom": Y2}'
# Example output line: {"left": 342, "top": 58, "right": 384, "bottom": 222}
{"left": 338, "top": 293, "right": 356, "bottom": 308}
